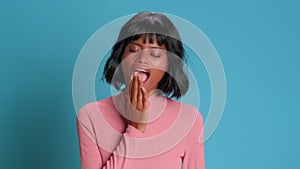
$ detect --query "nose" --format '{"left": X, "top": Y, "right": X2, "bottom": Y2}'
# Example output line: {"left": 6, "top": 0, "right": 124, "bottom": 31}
{"left": 136, "top": 50, "right": 149, "bottom": 64}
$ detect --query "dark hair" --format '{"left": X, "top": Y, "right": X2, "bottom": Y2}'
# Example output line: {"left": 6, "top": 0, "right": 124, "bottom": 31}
{"left": 103, "top": 12, "right": 189, "bottom": 99}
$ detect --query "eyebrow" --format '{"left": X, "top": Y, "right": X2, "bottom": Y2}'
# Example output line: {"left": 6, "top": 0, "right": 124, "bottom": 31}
{"left": 129, "top": 42, "right": 164, "bottom": 50}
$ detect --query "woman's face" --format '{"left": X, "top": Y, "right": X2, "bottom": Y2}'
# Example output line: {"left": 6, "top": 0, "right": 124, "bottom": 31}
{"left": 121, "top": 35, "right": 168, "bottom": 93}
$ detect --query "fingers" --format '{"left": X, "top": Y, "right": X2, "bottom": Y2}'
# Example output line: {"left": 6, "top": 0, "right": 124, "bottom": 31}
{"left": 137, "top": 76, "right": 143, "bottom": 110}
{"left": 128, "top": 75, "right": 133, "bottom": 100}
{"left": 129, "top": 75, "right": 149, "bottom": 112}
{"left": 142, "top": 87, "right": 149, "bottom": 111}
{"left": 127, "top": 75, "right": 149, "bottom": 125}
{"left": 130, "top": 75, "right": 138, "bottom": 105}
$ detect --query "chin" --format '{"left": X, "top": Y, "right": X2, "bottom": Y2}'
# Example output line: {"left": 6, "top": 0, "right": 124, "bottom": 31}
{"left": 143, "top": 82, "right": 158, "bottom": 95}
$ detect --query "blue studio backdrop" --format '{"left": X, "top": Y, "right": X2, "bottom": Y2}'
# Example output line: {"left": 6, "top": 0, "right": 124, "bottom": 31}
{"left": 1, "top": 0, "right": 299, "bottom": 169}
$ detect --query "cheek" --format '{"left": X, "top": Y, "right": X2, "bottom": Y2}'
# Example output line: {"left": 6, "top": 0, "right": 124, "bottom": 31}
{"left": 151, "top": 58, "right": 168, "bottom": 81}
{"left": 153, "top": 57, "right": 168, "bottom": 72}
{"left": 121, "top": 55, "right": 135, "bottom": 79}
{"left": 152, "top": 69, "right": 166, "bottom": 79}
{"left": 122, "top": 55, "right": 135, "bottom": 68}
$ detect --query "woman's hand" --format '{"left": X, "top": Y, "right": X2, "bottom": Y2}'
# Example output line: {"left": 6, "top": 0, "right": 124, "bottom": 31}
{"left": 125, "top": 75, "right": 149, "bottom": 133}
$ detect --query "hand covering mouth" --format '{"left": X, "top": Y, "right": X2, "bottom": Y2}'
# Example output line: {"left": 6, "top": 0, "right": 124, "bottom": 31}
{"left": 133, "top": 68, "right": 150, "bottom": 83}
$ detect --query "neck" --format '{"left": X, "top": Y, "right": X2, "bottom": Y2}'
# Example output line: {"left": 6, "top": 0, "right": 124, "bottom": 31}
{"left": 122, "top": 88, "right": 163, "bottom": 97}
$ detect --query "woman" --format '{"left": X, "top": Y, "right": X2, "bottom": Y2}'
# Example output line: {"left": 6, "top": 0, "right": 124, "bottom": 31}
{"left": 77, "top": 12, "right": 205, "bottom": 169}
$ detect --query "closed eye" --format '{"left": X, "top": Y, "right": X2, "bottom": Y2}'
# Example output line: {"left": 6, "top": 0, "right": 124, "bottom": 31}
{"left": 150, "top": 53, "right": 161, "bottom": 58}
{"left": 128, "top": 48, "right": 139, "bottom": 53}
{"left": 150, "top": 49, "right": 163, "bottom": 58}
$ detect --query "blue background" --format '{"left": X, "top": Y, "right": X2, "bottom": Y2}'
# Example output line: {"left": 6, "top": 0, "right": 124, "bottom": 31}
{"left": 1, "top": 0, "right": 299, "bottom": 168}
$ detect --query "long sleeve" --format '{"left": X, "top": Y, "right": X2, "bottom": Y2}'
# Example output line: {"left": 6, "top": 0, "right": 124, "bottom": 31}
{"left": 77, "top": 105, "right": 146, "bottom": 169}
{"left": 77, "top": 119, "right": 102, "bottom": 169}
{"left": 181, "top": 110, "right": 205, "bottom": 169}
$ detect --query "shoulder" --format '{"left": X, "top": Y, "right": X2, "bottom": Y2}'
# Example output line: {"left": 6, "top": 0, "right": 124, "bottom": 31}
{"left": 77, "top": 97, "right": 114, "bottom": 124}
{"left": 166, "top": 99, "right": 204, "bottom": 145}
{"left": 167, "top": 98, "right": 201, "bottom": 118}
{"left": 168, "top": 99, "right": 204, "bottom": 135}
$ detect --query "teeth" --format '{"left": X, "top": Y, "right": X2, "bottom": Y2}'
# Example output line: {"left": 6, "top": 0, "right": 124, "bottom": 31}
{"left": 135, "top": 68, "right": 148, "bottom": 73}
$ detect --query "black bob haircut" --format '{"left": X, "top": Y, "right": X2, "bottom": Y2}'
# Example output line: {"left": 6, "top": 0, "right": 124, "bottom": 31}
{"left": 103, "top": 12, "right": 189, "bottom": 99}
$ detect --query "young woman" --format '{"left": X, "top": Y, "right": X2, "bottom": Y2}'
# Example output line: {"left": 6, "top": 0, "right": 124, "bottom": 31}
{"left": 77, "top": 12, "right": 205, "bottom": 169}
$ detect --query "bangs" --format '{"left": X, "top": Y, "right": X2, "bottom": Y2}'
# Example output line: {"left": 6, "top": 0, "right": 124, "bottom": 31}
{"left": 126, "top": 33, "right": 168, "bottom": 46}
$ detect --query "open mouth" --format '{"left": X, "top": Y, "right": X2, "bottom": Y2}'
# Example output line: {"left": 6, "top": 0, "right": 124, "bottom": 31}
{"left": 133, "top": 68, "right": 150, "bottom": 83}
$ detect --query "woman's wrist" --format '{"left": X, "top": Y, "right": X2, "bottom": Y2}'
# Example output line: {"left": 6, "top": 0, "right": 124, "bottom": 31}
{"left": 129, "top": 121, "right": 147, "bottom": 133}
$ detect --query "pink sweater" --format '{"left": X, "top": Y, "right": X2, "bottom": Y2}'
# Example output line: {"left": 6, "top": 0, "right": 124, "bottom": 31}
{"left": 77, "top": 91, "right": 205, "bottom": 169}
